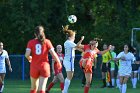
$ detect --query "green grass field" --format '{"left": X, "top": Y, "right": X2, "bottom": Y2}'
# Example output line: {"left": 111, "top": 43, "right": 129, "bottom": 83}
{"left": 3, "top": 79, "right": 140, "bottom": 93}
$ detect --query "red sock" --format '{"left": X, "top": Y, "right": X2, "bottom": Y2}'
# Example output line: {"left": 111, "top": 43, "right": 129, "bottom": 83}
{"left": 84, "top": 86, "right": 90, "bottom": 93}
{"left": 39, "top": 90, "right": 45, "bottom": 93}
{"left": 60, "top": 82, "right": 64, "bottom": 90}
{"left": 30, "top": 90, "right": 36, "bottom": 93}
{"left": 47, "top": 82, "right": 54, "bottom": 91}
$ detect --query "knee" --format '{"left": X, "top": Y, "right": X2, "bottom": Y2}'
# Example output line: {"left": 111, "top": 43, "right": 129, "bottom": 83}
{"left": 86, "top": 81, "right": 91, "bottom": 86}
{"left": 31, "top": 84, "right": 37, "bottom": 90}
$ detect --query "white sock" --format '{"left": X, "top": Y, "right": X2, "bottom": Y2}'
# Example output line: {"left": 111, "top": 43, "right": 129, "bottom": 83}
{"left": 63, "top": 78, "right": 71, "bottom": 93}
{"left": 133, "top": 78, "right": 137, "bottom": 88}
{"left": 119, "top": 84, "right": 122, "bottom": 93}
{"left": 122, "top": 84, "right": 127, "bottom": 93}
{"left": 0, "top": 81, "right": 4, "bottom": 92}
{"left": 107, "top": 82, "right": 110, "bottom": 86}
{"left": 112, "top": 78, "right": 115, "bottom": 86}
{"left": 116, "top": 79, "right": 120, "bottom": 87}
{"left": 131, "top": 78, "right": 134, "bottom": 87}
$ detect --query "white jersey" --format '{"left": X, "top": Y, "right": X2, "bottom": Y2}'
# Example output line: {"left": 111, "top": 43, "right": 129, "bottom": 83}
{"left": 0, "top": 50, "right": 9, "bottom": 73}
{"left": 63, "top": 40, "right": 76, "bottom": 71}
{"left": 117, "top": 51, "right": 135, "bottom": 76}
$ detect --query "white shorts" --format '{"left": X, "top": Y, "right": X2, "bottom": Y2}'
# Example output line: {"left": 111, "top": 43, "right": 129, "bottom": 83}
{"left": 118, "top": 68, "right": 131, "bottom": 76}
{"left": 63, "top": 60, "right": 74, "bottom": 71}
{"left": 0, "top": 67, "right": 6, "bottom": 73}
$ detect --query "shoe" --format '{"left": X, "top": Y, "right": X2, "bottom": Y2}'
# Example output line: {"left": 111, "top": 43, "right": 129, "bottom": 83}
{"left": 108, "top": 86, "right": 114, "bottom": 88}
{"left": 81, "top": 84, "right": 85, "bottom": 87}
{"left": 101, "top": 85, "right": 106, "bottom": 88}
{"left": 46, "top": 90, "right": 49, "bottom": 93}
{"left": 116, "top": 86, "right": 119, "bottom": 88}
{"left": 133, "top": 86, "right": 136, "bottom": 88}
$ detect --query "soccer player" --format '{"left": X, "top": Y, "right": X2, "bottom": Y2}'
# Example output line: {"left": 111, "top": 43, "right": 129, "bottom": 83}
{"left": 81, "top": 52, "right": 97, "bottom": 87}
{"left": 78, "top": 40, "right": 111, "bottom": 93}
{"left": 114, "top": 44, "right": 135, "bottom": 93}
{"left": 62, "top": 25, "right": 84, "bottom": 93}
{"left": 0, "top": 42, "right": 12, "bottom": 93}
{"left": 46, "top": 45, "right": 64, "bottom": 93}
{"left": 110, "top": 45, "right": 117, "bottom": 87}
{"left": 101, "top": 44, "right": 112, "bottom": 88}
{"left": 25, "top": 26, "right": 61, "bottom": 93}
{"left": 131, "top": 47, "right": 140, "bottom": 88}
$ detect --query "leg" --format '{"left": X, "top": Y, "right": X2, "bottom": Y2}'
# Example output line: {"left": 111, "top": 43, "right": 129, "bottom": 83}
{"left": 30, "top": 76, "right": 39, "bottom": 93}
{"left": 133, "top": 71, "right": 138, "bottom": 88}
{"left": 111, "top": 70, "right": 115, "bottom": 87}
{"left": 101, "top": 72, "right": 106, "bottom": 87}
{"left": 122, "top": 76, "right": 129, "bottom": 93}
{"left": 63, "top": 71, "right": 74, "bottom": 93}
{"left": 90, "top": 66, "right": 94, "bottom": 86}
{"left": 0, "top": 73, "right": 5, "bottom": 92}
{"left": 38, "top": 76, "right": 48, "bottom": 93}
{"left": 116, "top": 73, "right": 120, "bottom": 88}
{"left": 119, "top": 76, "right": 124, "bottom": 93}
{"left": 46, "top": 76, "right": 58, "bottom": 92}
{"left": 82, "top": 70, "right": 86, "bottom": 87}
{"left": 57, "top": 73, "right": 64, "bottom": 91}
{"left": 84, "top": 73, "right": 92, "bottom": 93}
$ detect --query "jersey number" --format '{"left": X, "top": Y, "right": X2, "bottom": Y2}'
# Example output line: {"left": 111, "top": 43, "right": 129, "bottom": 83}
{"left": 35, "top": 44, "right": 42, "bottom": 55}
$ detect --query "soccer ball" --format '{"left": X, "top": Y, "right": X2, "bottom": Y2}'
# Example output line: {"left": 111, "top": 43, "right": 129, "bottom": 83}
{"left": 68, "top": 15, "right": 77, "bottom": 23}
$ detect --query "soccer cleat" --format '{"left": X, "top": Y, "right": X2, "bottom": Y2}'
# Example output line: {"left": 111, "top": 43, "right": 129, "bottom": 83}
{"left": 108, "top": 85, "right": 114, "bottom": 88}
{"left": 81, "top": 84, "right": 85, "bottom": 87}
{"left": 101, "top": 85, "right": 106, "bottom": 88}
{"left": 46, "top": 90, "right": 49, "bottom": 93}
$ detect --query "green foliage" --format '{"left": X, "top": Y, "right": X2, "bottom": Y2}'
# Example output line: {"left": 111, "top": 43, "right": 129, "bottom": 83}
{"left": 0, "top": 0, "right": 140, "bottom": 54}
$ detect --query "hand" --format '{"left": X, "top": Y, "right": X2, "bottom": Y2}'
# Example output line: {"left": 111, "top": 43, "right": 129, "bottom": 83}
{"left": 81, "top": 36, "right": 84, "bottom": 41}
{"left": 9, "top": 67, "right": 12, "bottom": 72}
{"left": 28, "top": 56, "right": 32, "bottom": 63}
{"left": 120, "top": 56, "right": 126, "bottom": 61}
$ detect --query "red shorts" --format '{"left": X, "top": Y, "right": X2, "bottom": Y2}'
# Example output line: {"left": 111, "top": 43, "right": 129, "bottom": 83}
{"left": 79, "top": 58, "right": 93, "bottom": 73}
{"left": 54, "top": 68, "right": 62, "bottom": 76}
{"left": 30, "top": 62, "right": 50, "bottom": 78}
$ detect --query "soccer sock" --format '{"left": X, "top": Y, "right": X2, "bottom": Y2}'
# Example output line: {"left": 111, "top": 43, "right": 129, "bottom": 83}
{"left": 84, "top": 86, "right": 90, "bottom": 93}
{"left": 63, "top": 78, "right": 71, "bottom": 93}
{"left": 102, "top": 78, "right": 106, "bottom": 87}
{"left": 60, "top": 82, "right": 64, "bottom": 90}
{"left": 131, "top": 78, "right": 134, "bottom": 87}
{"left": 122, "top": 84, "right": 127, "bottom": 93}
{"left": 112, "top": 78, "right": 115, "bottom": 86}
{"left": 0, "top": 84, "right": 2, "bottom": 92}
{"left": 119, "top": 84, "right": 122, "bottom": 93}
{"left": 47, "top": 82, "right": 54, "bottom": 91}
{"left": 116, "top": 79, "right": 120, "bottom": 87}
{"left": 0, "top": 84, "right": 4, "bottom": 92}
{"left": 39, "top": 90, "right": 45, "bottom": 93}
{"left": 30, "top": 90, "right": 36, "bottom": 93}
{"left": 134, "top": 78, "right": 137, "bottom": 88}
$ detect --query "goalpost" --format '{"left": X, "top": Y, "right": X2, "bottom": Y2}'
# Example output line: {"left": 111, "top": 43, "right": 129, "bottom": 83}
{"left": 131, "top": 28, "right": 140, "bottom": 80}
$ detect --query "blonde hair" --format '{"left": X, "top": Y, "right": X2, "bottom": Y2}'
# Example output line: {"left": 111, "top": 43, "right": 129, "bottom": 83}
{"left": 62, "top": 25, "right": 76, "bottom": 38}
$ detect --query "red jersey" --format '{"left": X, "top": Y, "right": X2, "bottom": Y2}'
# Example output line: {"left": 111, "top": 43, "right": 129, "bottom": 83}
{"left": 83, "top": 45, "right": 99, "bottom": 60}
{"left": 27, "top": 39, "right": 53, "bottom": 66}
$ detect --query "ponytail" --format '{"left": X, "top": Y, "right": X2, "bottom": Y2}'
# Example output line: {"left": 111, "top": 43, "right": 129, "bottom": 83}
{"left": 35, "top": 26, "right": 46, "bottom": 45}
{"left": 62, "top": 25, "right": 76, "bottom": 38}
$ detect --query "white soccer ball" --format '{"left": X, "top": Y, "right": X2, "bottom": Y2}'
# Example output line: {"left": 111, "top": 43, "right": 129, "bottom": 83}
{"left": 68, "top": 15, "right": 77, "bottom": 23}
